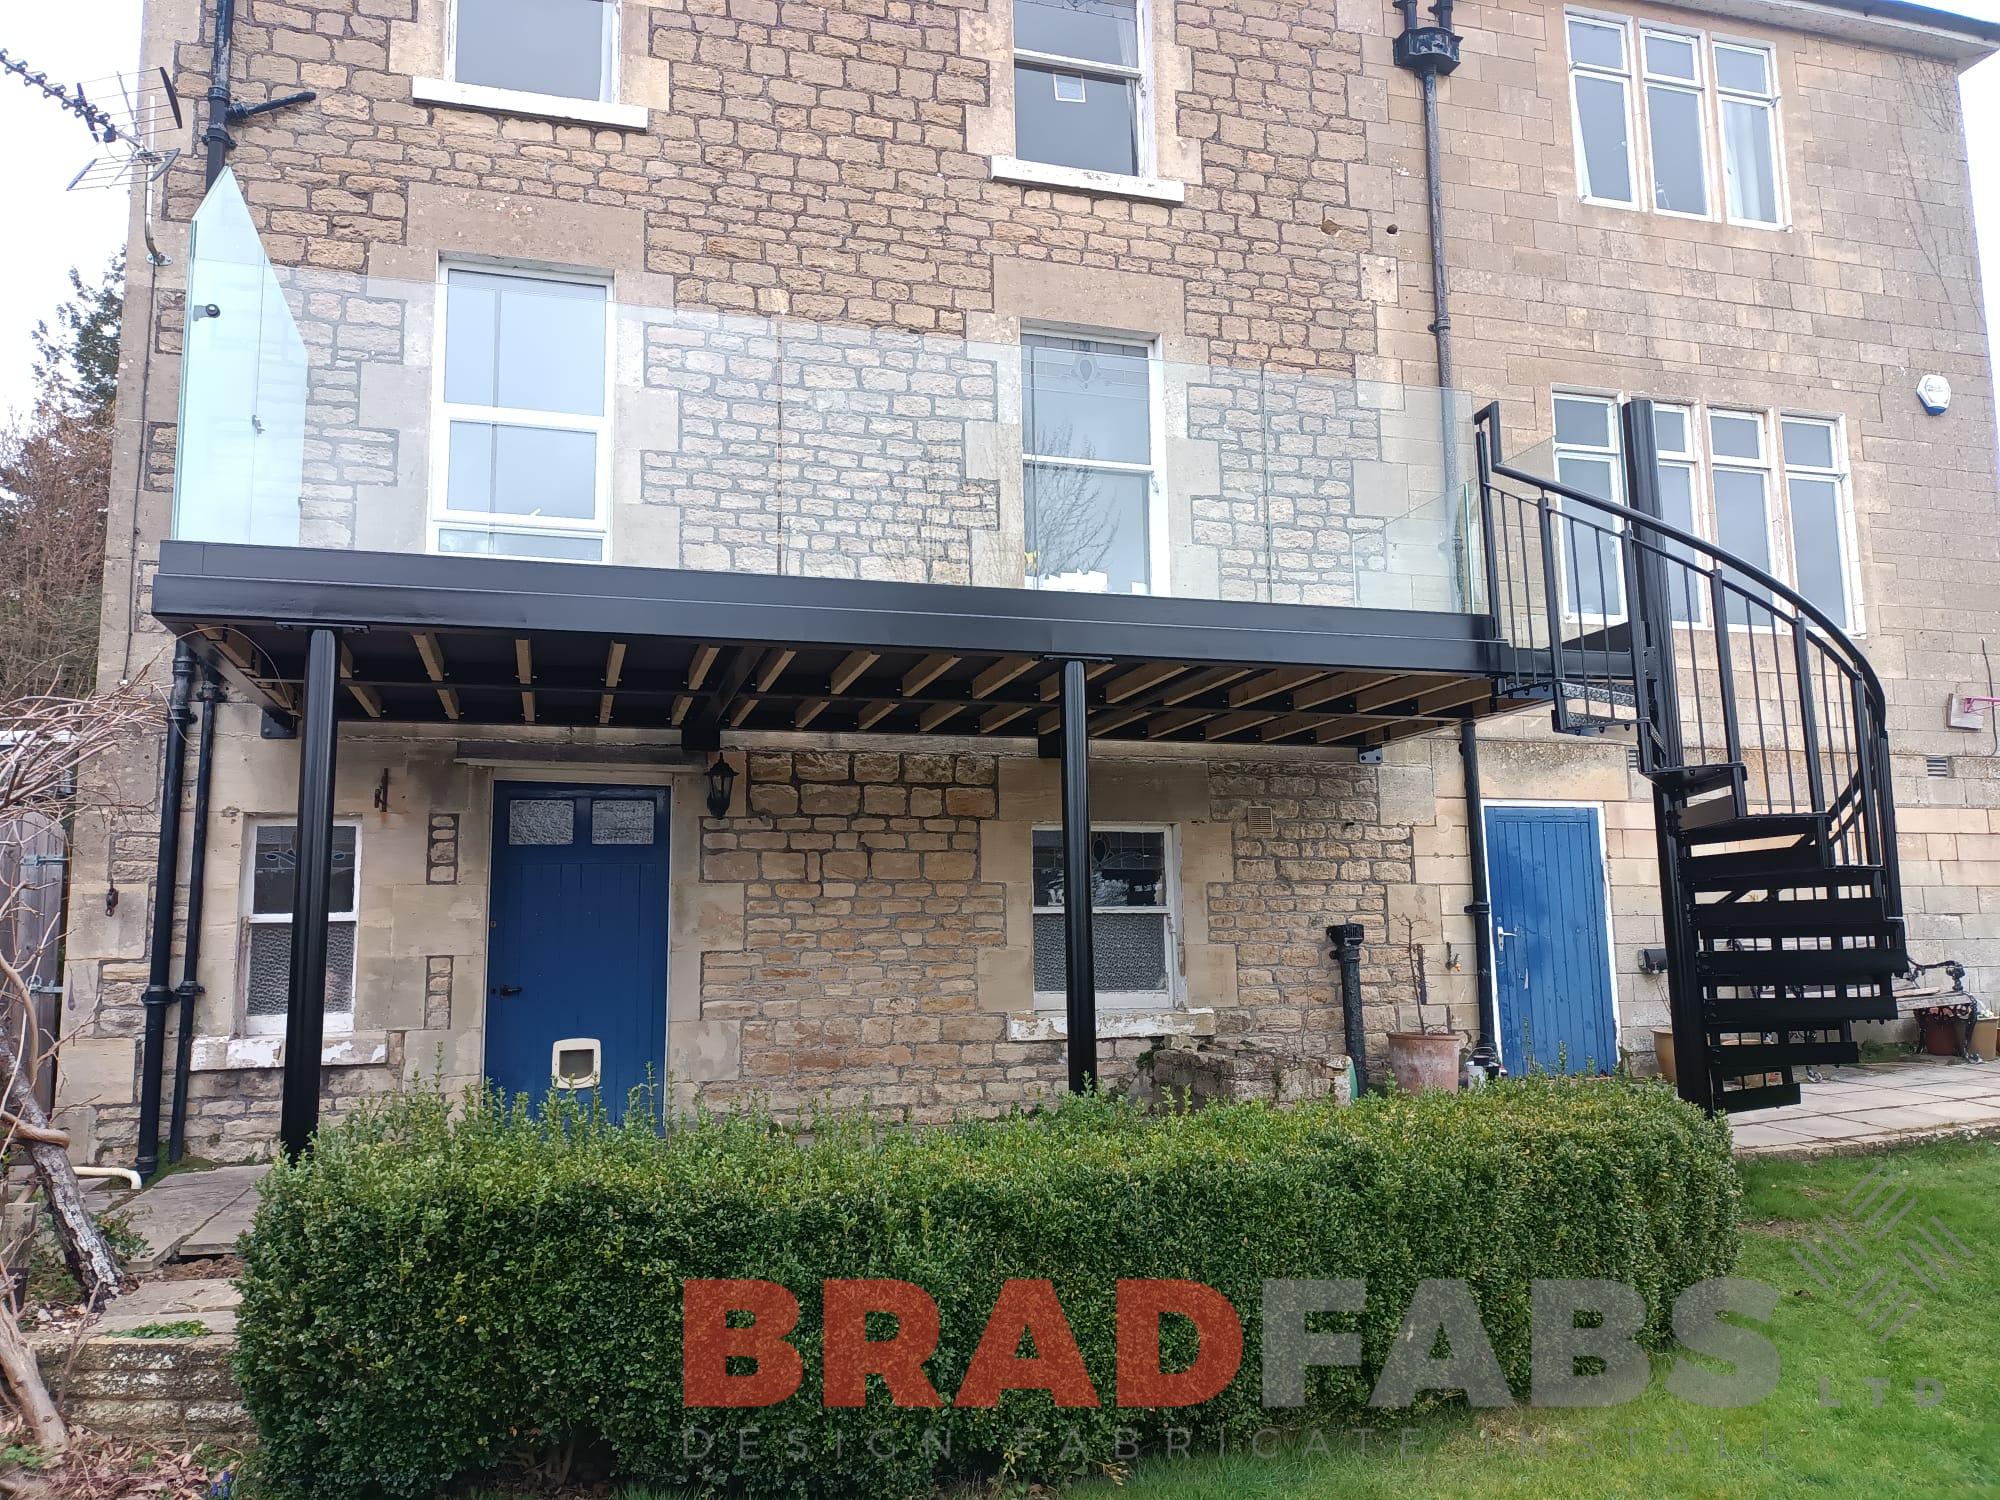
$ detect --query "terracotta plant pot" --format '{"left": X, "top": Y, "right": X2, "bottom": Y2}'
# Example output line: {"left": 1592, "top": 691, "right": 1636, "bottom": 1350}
{"left": 1653, "top": 1027, "right": 1678, "bottom": 1085}
{"left": 1387, "top": 1031, "right": 1463, "bottom": 1095}
{"left": 1918, "top": 1010, "right": 1965, "bottom": 1058}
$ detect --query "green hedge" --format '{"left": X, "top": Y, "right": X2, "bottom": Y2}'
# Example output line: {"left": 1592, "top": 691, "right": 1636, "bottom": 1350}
{"left": 235, "top": 1080, "right": 1738, "bottom": 1499}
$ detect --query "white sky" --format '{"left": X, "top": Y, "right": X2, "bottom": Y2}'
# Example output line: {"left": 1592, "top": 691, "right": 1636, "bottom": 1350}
{"left": 1, "top": 2, "right": 1999, "bottom": 420}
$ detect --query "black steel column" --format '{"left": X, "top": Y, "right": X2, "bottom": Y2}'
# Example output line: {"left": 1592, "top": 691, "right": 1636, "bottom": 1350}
{"left": 1460, "top": 722, "right": 1500, "bottom": 1076}
{"left": 1058, "top": 658, "right": 1097, "bottom": 1092}
{"left": 135, "top": 641, "right": 197, "bottom": 1179}
{"left": 279, "top": 629, "right": 341, "bottom": 1160}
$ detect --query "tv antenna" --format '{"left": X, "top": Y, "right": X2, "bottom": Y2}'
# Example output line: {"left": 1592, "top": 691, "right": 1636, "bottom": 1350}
{"left": 1, "top": 47, "right": 184, "bottom": 262}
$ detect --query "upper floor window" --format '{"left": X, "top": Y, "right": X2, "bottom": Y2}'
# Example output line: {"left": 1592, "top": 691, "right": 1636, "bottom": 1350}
{"left": 1566, "top": 13, "right": 1783, "bottom": 228}
{"left": 1552, "top": 392, "right": 1857, "bottom": 631}
{"left": 434, "top": 267, "right": 611, "bottom": 563}
{"left": 245, "top": 822, "right": 359, "bottom": 1036}
{"left": 1014, "top": 0, "right": 1145, "bottom": 176}
{"left": 1031, "top": 826, "right": 1176, "bottom": 1009}
{"left": 453, "top": 0, "right": 616, "bottom": 103}
{"left": 1022, "top": 332, "right": 1158, "bottom": 594}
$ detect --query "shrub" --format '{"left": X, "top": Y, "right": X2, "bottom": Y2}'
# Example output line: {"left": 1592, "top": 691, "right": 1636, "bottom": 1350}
{"left": 235, "top": 1079, "right": 1738, "bottom": 1499}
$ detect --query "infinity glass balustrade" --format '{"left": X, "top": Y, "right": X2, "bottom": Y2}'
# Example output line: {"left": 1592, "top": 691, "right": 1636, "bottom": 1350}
{"left": 173, "top": 175, "right": 1483, "bottom": 615}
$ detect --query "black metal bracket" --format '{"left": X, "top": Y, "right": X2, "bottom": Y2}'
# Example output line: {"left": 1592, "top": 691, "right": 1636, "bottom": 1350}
{"left": 1393, "top": 0, "right": 1462, "bottom": 75}
{"left": 228, "top": 90, "right": 315, "bottom": 123}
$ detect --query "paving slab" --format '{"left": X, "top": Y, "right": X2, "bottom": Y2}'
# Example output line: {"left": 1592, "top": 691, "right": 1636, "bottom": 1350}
{"left": 1731, "top": 1058, "right": 2000, "bottom": 1157}
{"left": 93, "top": 1277, "right": 241, "bottom": 1336}
{"left": 117, "top": 1165, "right": 268, "bottom": 1269}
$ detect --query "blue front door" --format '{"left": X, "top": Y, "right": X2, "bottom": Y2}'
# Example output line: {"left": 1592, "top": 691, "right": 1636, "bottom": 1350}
{"left": 485, "top": 783, "right": 670, "bottom": 1118}
{"left": 1485, "top": 804, "right": 1618, "bottom": 1076}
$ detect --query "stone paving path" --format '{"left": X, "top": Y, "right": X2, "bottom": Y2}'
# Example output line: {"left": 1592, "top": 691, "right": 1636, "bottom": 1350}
{"left": 116, "top": 1163, "right": 268, "bottom": 1268}
{"left": 1728, "top": 1055, "right": 2000, "bottom": 1155}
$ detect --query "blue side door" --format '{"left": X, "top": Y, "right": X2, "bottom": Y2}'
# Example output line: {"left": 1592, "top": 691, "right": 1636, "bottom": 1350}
{"left": 485, "top": 783, "right": 670, "bottom": 1119}
{"left": 1484, "top": 804, "right": 1618, "bottom": 1076}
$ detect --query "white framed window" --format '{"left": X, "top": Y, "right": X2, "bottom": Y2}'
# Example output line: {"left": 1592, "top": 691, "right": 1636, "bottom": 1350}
{"left": 1031, "top": 826, "right": 1178, "bottom": 1010}
{"left": 1567, "top": 15, "right": 1637, "bottom": 207}
{"left": 432, "top": 265, "right": 613, "bottom": 563}
{"left": 1779, "top": 416, "right": 1857, "bottom": 631}
{"left": 1651, "top": 403, "right": 1707, "bottom": 625}
{"left": 1566, "top": 12, "right": 1784, "bottom": 228}
{"left": 1022, "top": 331, "right": 1165, "bottom": 594}
{"left": 450, "top": 0, "right": 616, "bottom": 104}
{"left": 1551, "top": 391, "right": 1627, "bottom": 620}
{"left": 243, "top": 821, "right": 360, "bottom": 1037}
{"left": 1706, "top": 409, "right": 1779, "bottom": 624}
{"left": 1715, "top": 41, "right": 1782, "bottom": 227}
{"left": 1013, "top": 0, "right": 1149, "bottom": 177}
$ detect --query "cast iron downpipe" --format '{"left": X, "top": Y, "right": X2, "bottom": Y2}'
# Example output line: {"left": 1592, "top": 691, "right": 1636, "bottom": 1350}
{"left": 279, "top": 628, "right": 343, "bottom": 1160}
{"left": 1460, "top": 722, "right": 1500, "bottom": 1076}
{"left": 166, "top": 671, "right": 221, "bottom": 1164}
{"left": 136, "top": 641, "right": 196, "bottom": 1179}
{"left": 202, "top": 0, "right": 313, "bottom": 190}
{"left": 1329, "top": 923, "right": 1368, "bottom": 1095}
{"left": 1058, "top": 659, "right": 1098, "bottom": 1092}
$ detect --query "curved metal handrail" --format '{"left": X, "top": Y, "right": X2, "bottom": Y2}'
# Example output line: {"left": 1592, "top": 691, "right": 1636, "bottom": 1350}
{"left": 1483, "top": 447, "right": 1887, "bottom": 721}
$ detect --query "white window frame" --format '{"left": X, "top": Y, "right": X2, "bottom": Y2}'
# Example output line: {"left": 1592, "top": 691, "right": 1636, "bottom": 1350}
{"left": 1704, "top": 407, "right": 1785, "bottom": 631}
{"left": 999, "top": 0, "right": 1164, "bottom": 191}
{"left": 1564, "top": 11, "right": 1787, "bottom": 230}
{"left": 242, "top": 818, "right": 361, "bottom": 1037}
{"left": 1712, "top": 36, "right": 1786, "bottom": 228}
{"left": 1775, "top": 412, "right": 1862, "bottom": 634}
{"left": 1030, "top": 823, "right": 1181, "bottom": 1012}
{"left": 1638, "top": 25, "right": 1713, "bottom": 220}
{"left": 447, "top": 0, "right": 618, "bottom": 105}
{"left": 1550, "top": 388, "right": 1630, "bottom": 624}
{"left": 1020, "top": 326, "right": 1170, "bottom": 596}
{"left": 1566, "top": 12, "right": 1640, "bottom": 209}
{"left": 429, "top": 261, "right": 617, "bottom": 563}
{"left": 1651, "top": 401, "right": 1711, "bottom": 627}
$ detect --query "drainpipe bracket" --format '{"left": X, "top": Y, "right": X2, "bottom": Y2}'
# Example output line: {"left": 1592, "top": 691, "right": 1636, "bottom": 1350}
{"left": 1393, "top": 27, "right": 1462, "bottom": 75}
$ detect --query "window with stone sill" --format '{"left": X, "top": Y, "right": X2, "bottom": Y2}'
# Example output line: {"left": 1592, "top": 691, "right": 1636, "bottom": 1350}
{"left": 242, "top": 821, "right": 360, "bottom": 1037}
{"left": 451, "top": 0, "right": 617, "bottom": 104}
{"left": 1013, "top": 0, "right": 1150, "bottom": 177}
{"left": 1030, "top": 826, "right": 1178, "bottom": 1010}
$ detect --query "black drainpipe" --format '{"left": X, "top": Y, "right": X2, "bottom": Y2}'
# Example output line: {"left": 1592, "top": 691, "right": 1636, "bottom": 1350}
{"left": 1328, "top": 923, "right": 1368, "bottom": 1095}
{"left": 202, "top": 0, "right": 314, "bottom": 190}
{"left": 1460, "top": 722, "right": 1500, "bottom": 1076}
{"left": 136, "top": 642, "right": 196, "bottom": 1179}
{"left": 167, "top": 672, "right": 221, "bottom": 1164}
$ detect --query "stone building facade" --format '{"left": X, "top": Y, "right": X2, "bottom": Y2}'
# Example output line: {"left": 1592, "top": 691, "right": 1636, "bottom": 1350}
{"left": 52, "top": 0, "right": 2000, "bottom": 1161}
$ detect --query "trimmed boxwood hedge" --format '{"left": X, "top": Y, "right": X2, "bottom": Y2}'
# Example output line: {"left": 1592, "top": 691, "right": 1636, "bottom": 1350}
{"left": 235, "top": 1079, "right": 1738, "bottom": 1499}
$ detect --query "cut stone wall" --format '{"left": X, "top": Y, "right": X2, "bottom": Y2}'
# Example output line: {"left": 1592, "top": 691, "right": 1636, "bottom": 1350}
{"left": 36, "top": 1332, "right": 248, "bottom": 1444}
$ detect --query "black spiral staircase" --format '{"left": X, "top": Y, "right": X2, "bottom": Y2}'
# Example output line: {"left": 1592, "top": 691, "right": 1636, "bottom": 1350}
{"left": 1475, "top": 398, "right": 1905, "bottom": 1114}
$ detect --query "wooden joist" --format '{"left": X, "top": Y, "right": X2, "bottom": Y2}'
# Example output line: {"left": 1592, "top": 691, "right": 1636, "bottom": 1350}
{"left": 411, "top": 631, "right": 459, "bottom": 721}
{"left": 337, "top": 644, "right": 382, "bottom": 719}
{"left": 972, "top": 655, "right": 1036, "bottom": 698}
{"left": 829, "top": 650, "right": 878, "bottom": 695}
{"left": 902, "top": 653, "right": 959, "bottom": 697}
{"left": 686, "top": 644, "right": 720, "bottom": 692}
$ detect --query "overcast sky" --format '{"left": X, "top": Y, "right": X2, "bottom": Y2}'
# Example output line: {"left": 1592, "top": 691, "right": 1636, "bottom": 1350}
{"left": 2, "top": 3, "right": 2000, "bottom": 421}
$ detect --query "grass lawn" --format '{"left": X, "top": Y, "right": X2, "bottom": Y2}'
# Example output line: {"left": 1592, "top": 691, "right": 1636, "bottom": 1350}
{"left": 1061, "top": 1137, "right": 2000, "bottom": 1500}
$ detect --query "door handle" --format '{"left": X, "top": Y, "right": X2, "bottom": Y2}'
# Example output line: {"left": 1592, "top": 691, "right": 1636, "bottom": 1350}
{"left": 493, "top": 985, "right": 522, "bottom": 997}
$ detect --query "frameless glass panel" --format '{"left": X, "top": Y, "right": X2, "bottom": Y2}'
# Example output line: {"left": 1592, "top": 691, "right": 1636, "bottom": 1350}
{"left": 1553, "top": 396, "right": 1613, "bottom": 448}
{"left": 246, "top": 921, "right": 356, "bottom": 1018}
{"left": 591, "top": 799, "right": 656, "bottom": 845}
{"left": 1015, "top": 63, "right": 1138, "bottom": 174}
{"left": 251, "top": 824, "right": 357, "bottom": 916}
{"left": 1014, "top": 0, "right": 1139, "bottom": 65}
{"left": 1023, "top": 336, "right": 1150, "bottom": 463}
{"left": 446, "top": 422, "right": 598, "bottom": 519}
{"left": 509, "top": 798, "right": 576, "bottom": 845}
{"left": 1788, "top": 476, "right": 1849, "bottom": 628}
{"left": 1573, "top": 75, "right": 1633, "bottom": 202}
{"left": 454, "top": 0, "right": 610, "bottom": 100}
{"left": 1032, "top": 911, "right": 1169, "bottom": 995}
{"left": 1708, "top": 412, "right": 1762, "bottom": 461}
{"left": 444, "top": 271, "right": 605, "bottom": 416}
{"left": 1567, "top": 17, "right": 1626, "bottom": 70}
{"left": 1781, "top": 420, "right": 1836, "bottom": 470}
{"left": 1713, "top": 44, "right": 1770, "bottom": 94}
{"left": 1025, "top": 464, "right": 1150, "bottom": 592}
{"left": 1714, "top": 467, "right": 1775, "bottom": 623}
{"left": 1643, "top": 32, "right": 1698, "bottom": 80}
{"left": 437, "top": 527, "right": 604, "bottom": 561}
{"left": 1722, "top": 99, "right": 1780, "bottom": 224}
{"left": 1647, "top": 85, "right": 1708, "bottom": 214}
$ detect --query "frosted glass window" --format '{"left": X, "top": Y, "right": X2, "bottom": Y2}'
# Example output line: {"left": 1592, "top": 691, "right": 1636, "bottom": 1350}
{"left": 244, "top": 821, "right": 359, "bottom": 1034}
{"left": 454, "top": 0, "right": 613, "bottom": 102}
{"left": 1012, "top": 0, "right": 1143, "bottom": 175}
{"left": 591, "top": 798, "right": 656, "bottom": 845}
{"left": 509, "top": 798, "right": 576, "bottom": 846}
{"left": 1030, "top": 828, "right": 1173, "bottom": 1005}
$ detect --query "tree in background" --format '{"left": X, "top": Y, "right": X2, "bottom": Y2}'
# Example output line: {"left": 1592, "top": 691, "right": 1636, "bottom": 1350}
{"left": 0, "top": 256, "right": 122, "bottom": 701}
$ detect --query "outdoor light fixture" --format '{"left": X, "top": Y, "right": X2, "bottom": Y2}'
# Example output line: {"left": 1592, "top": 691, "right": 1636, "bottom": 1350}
{"left": 705, "top": 757, "right": 737, "bottom": 818}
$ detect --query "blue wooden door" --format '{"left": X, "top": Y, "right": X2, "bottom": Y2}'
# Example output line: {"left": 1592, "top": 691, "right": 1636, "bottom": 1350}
{"left": 485, "top": 783, "right": 669, "bottom": 1119}
{"left": 1484, "top": 804, "right": 1617, "bottom": 1076}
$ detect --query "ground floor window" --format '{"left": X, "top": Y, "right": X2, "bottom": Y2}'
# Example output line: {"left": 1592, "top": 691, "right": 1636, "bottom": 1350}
{"left": 1030, "top": 825, "right": 1176, "bottom": 1009}
{"left": 243, "top": 821, "right": 359, "bottom": 1035}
